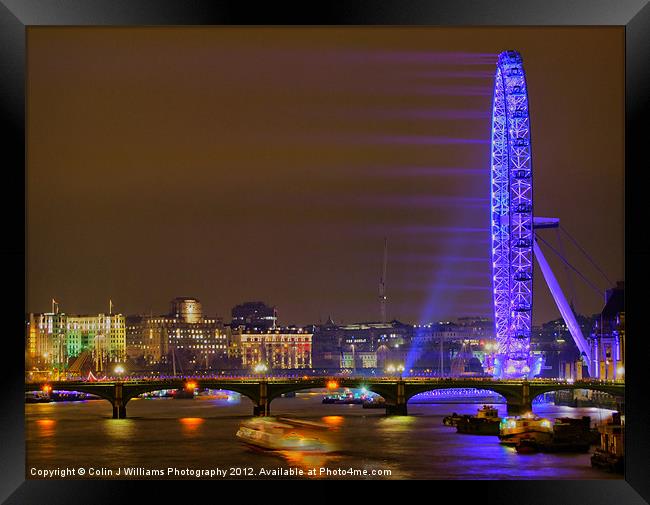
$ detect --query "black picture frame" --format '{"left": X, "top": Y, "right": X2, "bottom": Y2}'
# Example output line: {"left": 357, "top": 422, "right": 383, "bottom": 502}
{"left": 2, "top": 0, "right": 648, "bottom": 502}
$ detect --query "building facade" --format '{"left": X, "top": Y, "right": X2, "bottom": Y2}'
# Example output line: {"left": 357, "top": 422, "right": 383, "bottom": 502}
{"left": 231, "top": 301, "right": 278, "bottom": 329}
{"left": 530, "top": 314, "right": 593, "bottom": 379}
{"left": 589, "top": 282, "right": 625, "bottom": 380}
{"left": 238, "top": 327, "right": 312, "bottom": 370}
{"left": 26, "top": 311, "right": 126, "bottom": 372}
{"left": 312, "top": 319, "right": 412, "bottom": 370}
{"left": 169, "top": 297, "right": 203, "bottom": 324}
{"left": 126, "top": 297, "right": 227, "bottom": 370}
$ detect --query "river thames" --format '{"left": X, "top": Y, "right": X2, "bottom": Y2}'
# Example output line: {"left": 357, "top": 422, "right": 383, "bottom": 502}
{"left": 26, "top": 392, "right": 622, "bottom": 480}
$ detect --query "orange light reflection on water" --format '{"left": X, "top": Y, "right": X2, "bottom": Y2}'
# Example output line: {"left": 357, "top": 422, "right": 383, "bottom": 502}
{"left": 179, "top": 417, "right": 204, "bottom": 432}
{"left": 279, "top": 450, "right": 338, "bottom": 477}
{"left": 321, "top": 416, "right": 344, "bottom": 428}
{"left": 36, "top": 419, "right": 56, "bottom": 437}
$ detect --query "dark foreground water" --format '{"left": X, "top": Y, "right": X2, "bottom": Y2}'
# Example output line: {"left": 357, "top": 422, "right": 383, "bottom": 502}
{"left": 26, "top": 392, "right": 622, "bottom": 480}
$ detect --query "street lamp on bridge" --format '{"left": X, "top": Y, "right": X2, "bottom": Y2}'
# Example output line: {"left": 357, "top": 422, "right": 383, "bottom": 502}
{"left": 114, "top": 364, "right": 125, "bottom": 380}
{"left": 253, "top": 363, "right": 268, "bottom": 375}
{"left": 385, "top": 364, "right": 405, "bottom": 379}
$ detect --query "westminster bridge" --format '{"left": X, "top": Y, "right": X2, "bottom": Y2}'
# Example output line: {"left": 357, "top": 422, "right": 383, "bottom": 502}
{"left": 24, "top": 377, "right": 625, "bottom": 418}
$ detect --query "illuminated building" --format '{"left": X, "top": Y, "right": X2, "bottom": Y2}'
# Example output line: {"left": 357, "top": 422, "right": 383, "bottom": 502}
{"left": 456, "top": 317, "right": 493, "bottom": 341}
{"left": 26, "top": 312, "right": 66, "bottom": 370}
{"left": 387, "top": 317, "right": 494, "bottom": 375}
{"left": 340, "top": 351, "right": 377, "bottom": 369}
{"left": 312, "top": 319, "right": 411, "bottom": 369}
{"left": 311, "top": 316, "right": 341, "bottom": 368}
{"left": 412, "top": 319, "right": 492, "bottom": 346}
{"left": 238, "top": 327, "right": 312, "bottom": 369}
{"left": 65, "top": 314, "right": 126, "bottom": 361}
{"left": 312, "top": 318, "right": 494, "bottom": 371}
{"left": 26, "top": 309, "right": 126, "bottom": 372}
{"left": 231, "top": 301, "right": 278, "bottom": 329}
{"left": 531, "top": 315, "right": 593, "bottom": 379}
{"left": 169, "top": 297, "right": 203, "bottom": 324}
{"left": 125, "top": 297, "right": 227, "bottom": 369}
{"left": 590, "top": 282, "right": 625, "bottom": 380}
{"left": 450, "top": 341, "right": 485, "bottom": 376}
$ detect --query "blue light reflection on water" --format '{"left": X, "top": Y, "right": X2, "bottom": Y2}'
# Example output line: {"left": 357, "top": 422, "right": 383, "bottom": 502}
{"left": 26, "top": 395, "right": 620, "bottom": 480}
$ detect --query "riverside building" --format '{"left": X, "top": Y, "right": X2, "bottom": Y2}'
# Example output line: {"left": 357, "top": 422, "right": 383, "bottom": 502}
{"left": 125, "top": 297, "right": 227, "bottom": 369}
{"left": 26, "top": 307, "right": 126, "bottom": 372}
{"left": 237, "top": 327, "right": 312, "bottom": 370}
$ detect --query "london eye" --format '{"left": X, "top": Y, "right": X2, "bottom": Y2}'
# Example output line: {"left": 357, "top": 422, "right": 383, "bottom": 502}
{"left": 490, "top": 50, "right": 535, "bottom": 379}
{"left": 489, "top": 50, "right": 593, "bottom": 379}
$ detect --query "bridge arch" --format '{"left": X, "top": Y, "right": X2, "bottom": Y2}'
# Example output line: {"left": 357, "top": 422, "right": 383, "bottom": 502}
{"left": 264, "top": 383, "right": 397, "bottom": 405}
{"left": 527, "top": 383, "right": 624, "bottom": 398}
{"left": 25, "top": 383, "right": 121, "bottom": 417}
{"left": 26, "top": 384, "right": 106, "bottom": 398}
{"left": 528, "top": 384, "right": 624, "bottom": 410}
{"left": 403, "top": 384, "right": 520, "bottom": 408}
{"left": 405, "top": 387, "right": 507, "bottom": 405}
{"left": 122, "top": 382, "right": 261, "bottom": 406}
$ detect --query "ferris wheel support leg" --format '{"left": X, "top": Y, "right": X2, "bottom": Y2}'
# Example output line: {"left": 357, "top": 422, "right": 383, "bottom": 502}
{"left": 533, "top": 238, "right": 594, "bottom": 377}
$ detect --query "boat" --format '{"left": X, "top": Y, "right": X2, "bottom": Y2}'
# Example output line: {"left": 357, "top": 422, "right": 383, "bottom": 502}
{"left": 173, "top": 389, "right": 195, "bottom": 399}
{"left": 515, "top": 437, "right": 540, "bottom": 454}
{"left": 510, "top": 416, "right": 596, "bottom": 454}
{"left": 591, "top": 412, "right": 624, "bottom": 473}
{"left": 362, "top": 397, "right": 387, "bottom": 409}
{"left": 443, "top": 412, "right": 464, "bottom": 426}
{"left": 27, "top": 391, "right": 98, "bottom": 403}
{"left": 322, "top": 390, "right": 365, "bottom": 405}
{"left": 236, "top": 417, "right": 332, "bottom": 453}
{"left": 456, "top": 405, "right": 501, "bottom": 435}
{"left": 50, "top": 391, "right": 98, "bottom": 402}
{"left": 140, "top": 389, "right": 175, "bottom": 398}
{"left": 25, "top": 393, "right": 52, "bottom": 404}
{"left": 498, "top": 412, "right": 553, "bottom": 446}
{"left": 475, "top": 405, "right": 500, "bottom": 419}
{"left": 536, "top": 416, "right": 593, "bottom": 453}
{"left": 195, "top": 390, "right": 231, "bottom": 400}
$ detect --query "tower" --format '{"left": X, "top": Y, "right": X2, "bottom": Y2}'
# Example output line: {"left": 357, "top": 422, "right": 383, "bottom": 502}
{"left": 379, "top": 238, "right": 388, "bottom": 323}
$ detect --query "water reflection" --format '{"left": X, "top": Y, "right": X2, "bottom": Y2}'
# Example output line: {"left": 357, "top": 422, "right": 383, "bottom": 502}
{"left": 102, "top": 419, "right": 135, "bottom": 440}
{"left": 35, "top": 419, "right": 56, "bottom": 437}
{"left": 279, "top": 450, "right": 339, "bottom": 476}
{"left": 180, "top": 417, "right": 205, "bottom": 434}
{"left": 377, "top": 415, "right": 416, "bottom": 432}
{"left": 321, "top": 416, "right": 344, "bottom": 428}
{"left": 26, "top": 396, "right": 622, "bottom": 480}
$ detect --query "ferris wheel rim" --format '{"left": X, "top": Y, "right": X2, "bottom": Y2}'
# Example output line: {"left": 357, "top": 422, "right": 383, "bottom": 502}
{"left": 489, "top": 50, "right": 535, "bottom": 379}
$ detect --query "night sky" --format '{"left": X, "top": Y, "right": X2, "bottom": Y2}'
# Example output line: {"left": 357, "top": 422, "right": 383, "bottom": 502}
{"left": 27, "top": 27, "right": 624, "bottom": 326}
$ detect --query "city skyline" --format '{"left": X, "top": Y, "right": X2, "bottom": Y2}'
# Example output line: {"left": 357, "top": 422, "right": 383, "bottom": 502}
{"left": 27, "top": 27, "right": 624, "bottom": 326}
{"left": 26, "top": 294, "right": 608, "bottom": 328}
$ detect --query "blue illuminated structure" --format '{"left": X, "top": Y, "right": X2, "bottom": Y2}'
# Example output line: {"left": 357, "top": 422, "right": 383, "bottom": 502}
{"left": 490, "top": 51, "right": 535, "bottom": 378}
